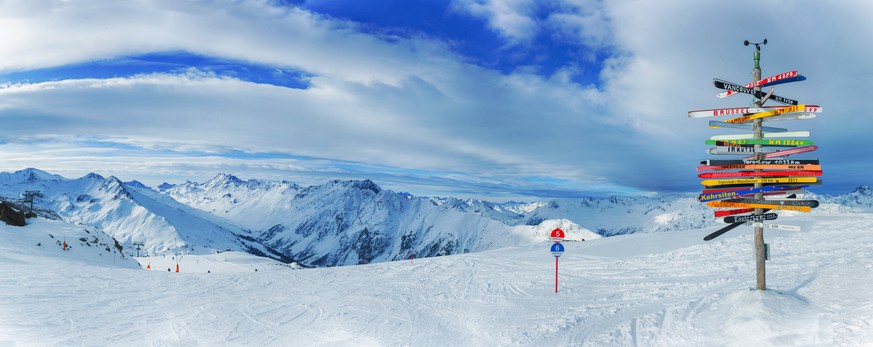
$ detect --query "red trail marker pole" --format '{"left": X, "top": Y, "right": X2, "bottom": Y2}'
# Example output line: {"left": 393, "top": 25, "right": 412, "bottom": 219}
{"left": 550, "top": 228, "right": 565, "bottom": 294}
{"left": 555, "top": 256, "right": 559, "bottom": 293}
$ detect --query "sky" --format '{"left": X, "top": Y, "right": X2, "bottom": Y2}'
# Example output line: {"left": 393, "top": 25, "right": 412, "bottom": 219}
{"left": 0, "top": 0, "right": 870, "bottom": 201}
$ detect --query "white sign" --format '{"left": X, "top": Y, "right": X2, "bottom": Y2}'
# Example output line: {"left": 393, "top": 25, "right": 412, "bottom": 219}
{"left": 752, "top": 222, "right": 801, "bottom": 232}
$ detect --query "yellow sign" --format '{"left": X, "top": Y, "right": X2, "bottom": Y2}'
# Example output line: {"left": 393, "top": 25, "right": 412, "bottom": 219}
{"left": 700, "top": 177, "right": 818, "bottom": 186}
{"left": 706, "top": 201, "right": 811, "bottom": 212}
{"left": 725, "top": 104, "right": 805, "bottom": 124}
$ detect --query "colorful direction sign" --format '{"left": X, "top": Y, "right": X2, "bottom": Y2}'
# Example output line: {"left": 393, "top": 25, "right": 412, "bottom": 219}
{"left": 704, "top": 139, "right": 813, "bottom": 146}
{"left": 700, "top": 177, "right": 818, "bottom": 186}
{"left": 687, "top": 105, "right": 822, "bottom": 118}
{"left": 708, "top": 120, "right": 787, "bottom": 132}
{"left": 709, "top": 130, "right": 809, "bottom": 141}
{"left": 697, "top": 164, "right": 822, "bottom": 172}
{"left": 750, "top": 222, "right": 801, "bottom": 232}
{"left": 706, "top": 200, "right": 812, "bottom": 212}
{"left": 691, "top": 58, "right": 822, "bottom": 243}
{"left": 743, "top": 145, "right": 818, "bottom": 159}
{"left": 724, "top": 104, "right": 805, "bottom": 123}
{"left": 713, "top": 78, "right": 799, "bottom": 105}
{"left": 717, "top": 70, "right": 805, "bottom": 98}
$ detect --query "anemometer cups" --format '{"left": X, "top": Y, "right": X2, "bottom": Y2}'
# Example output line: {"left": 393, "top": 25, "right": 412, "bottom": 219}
{"left": 744, "top": 39, "right": 768, "bottom": 51}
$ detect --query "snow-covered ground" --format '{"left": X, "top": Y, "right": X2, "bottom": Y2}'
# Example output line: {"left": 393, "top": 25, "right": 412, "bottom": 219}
{"left": 1, "top": 213, "right": 871, "bottom": 346}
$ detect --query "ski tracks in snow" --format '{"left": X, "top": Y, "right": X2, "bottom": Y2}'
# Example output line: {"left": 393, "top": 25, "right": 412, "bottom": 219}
{"left": 3, "top": 213, "right": 872, "bottom": 345}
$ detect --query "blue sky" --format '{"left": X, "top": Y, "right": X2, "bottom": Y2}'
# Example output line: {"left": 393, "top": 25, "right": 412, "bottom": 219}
{"left": 0, "top": 0, "right": 870, "bottom": 201}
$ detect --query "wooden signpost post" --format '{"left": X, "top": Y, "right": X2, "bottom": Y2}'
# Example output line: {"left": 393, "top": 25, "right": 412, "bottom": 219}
{"left": 689, "top": 39, "right": 823, "bottom": 291}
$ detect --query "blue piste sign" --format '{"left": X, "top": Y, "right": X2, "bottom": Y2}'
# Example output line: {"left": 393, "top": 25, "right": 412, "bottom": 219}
{"left": 550, "top": 243, "right": 564, "bottom": 257}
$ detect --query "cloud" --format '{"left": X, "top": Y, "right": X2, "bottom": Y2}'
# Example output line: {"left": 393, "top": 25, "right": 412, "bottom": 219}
{"left": 0, "top": 0, "right": 870, "bottom": 199}
{"left": 450, "top": 0, "right": 540, "bottom": 45}
{"left": 545, "top": 0, "right": 611, "bottom": 49}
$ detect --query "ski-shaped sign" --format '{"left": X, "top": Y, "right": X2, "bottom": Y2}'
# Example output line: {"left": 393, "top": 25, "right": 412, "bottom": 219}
{"left": 701, "top": 158, "right": 819, "bottom": 166}
{"left": 703, "top": 201, "right": 784, "bottom": 241}
{"left": 758, "top": 112, "right": 817, "bottom": 122}
{"left": 699, "top": 170, "right": 822, "bottom": 179}
{"left": 697, "top": 164, "right": 821, "bottom": 172}
{"left": 724, "top": 104, "right": 806, "bottom": 124}
{"left": 712, "top": 140, "right": 757, "bottom": 148}
{"left": 704, "top": 139, "right": 813, "bottom": 147}
{"left": 698, "top": 188, "right": 802, "bottom": 202}
{"left": 708, "top": 120, "right": 786, "bottom": 132}
{"left": 688, "top": 105, "right": 822, "bottom": 118}
{"left": 714, "top": 208, "right": 755, "bottom": 218}
{"left": 723, "top": 213, "right": 778, "bottom": 223}
{"left": 710, "top": 130, "right": 809, "bottom": 141}
{"left": 701, "top": 185, "right": 808, "bottom": 195}
{"left": 706, "top": 200, "right": 812, "bottom": 212}
{"left": 750, "top": 222, "right": 801, "bottom": 232}
{"left": 708, "top": 146, "right": 781, "bottom": 155}
{"left": 703, "top": 222, "right": 745, "bottom": 241}
{"left": 741, "top": 145, "right": 817, "bottom": 159}
{"left": 713, "top": 79, "right": 799, "bottom": 105}
{"left": 701, "top": 177, "right": 818, "bottom": 187}
{"left": 725, "top": 198, "right": 819, "bottom": 208}
{"left": 703, "top": 190, "right": 799, "bottom": 241}
{"left": 716, "top": 70, "right": 805, "bottom": 98}
{"left": 705, "top": 181, "right": 821, "bottom": 189}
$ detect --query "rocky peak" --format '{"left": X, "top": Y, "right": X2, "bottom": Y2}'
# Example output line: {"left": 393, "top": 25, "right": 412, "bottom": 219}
{"left": 82, "top": 172, "right": 105, "bottom": 181}
{"left": 209, "top": 173, "right": 245, "bottom": 187}
{"left": 850, "top": 185, "right": 873, "bottom": 196}
{"left": 157, "top": 182, "right": 177, "bottom": 191}
{"left": 124, "top": 180, "right": 149, "bottom": 189}
{"left": 327, "top": 179, "right": 382, "bottom": 194}
{"left": 0, "top": 168, "right": 64, "bottom": 184}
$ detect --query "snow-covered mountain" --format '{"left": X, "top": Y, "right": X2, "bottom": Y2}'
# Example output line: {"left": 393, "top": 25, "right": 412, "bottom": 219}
{"left": 4, "top": 168, "right": 872, "bottom": 269}
{"left": 164, "top": 174, "right": 597, "bottom": 267}
{"left": 0, "top": 168, "right": 64, "bottom": 185}
{"left": 511, "top": 195, "right": 717, "bottom": 236}
{"left": 812, "top": 185, "right": 873, "bottom": 213}
{"left": 164, "top": 174, "right": 717, "bottom": 247}
{"left": 0, "top": 168, "right": 287, "bottom": 261}
{"left": 0, "top": 217, "right": 140, "bottom": 269}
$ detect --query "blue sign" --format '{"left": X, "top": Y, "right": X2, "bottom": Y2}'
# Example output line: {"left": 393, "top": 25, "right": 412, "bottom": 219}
{"left": 550, "top": 243, "right": 564, "bottom": 257}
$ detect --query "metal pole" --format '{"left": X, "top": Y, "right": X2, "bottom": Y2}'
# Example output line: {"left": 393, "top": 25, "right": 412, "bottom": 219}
{"left": 751, "top": 43, "right": 766, "bottom": 291}
{"left": 555, "top": 256, "right": 559, "bottom": 293}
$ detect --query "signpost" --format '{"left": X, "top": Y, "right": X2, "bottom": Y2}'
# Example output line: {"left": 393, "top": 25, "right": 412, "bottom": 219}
{"left": 690, "top": 39, "right": 822, "bottom": 291}
{"left": 549, "top": 228, "right": 565, "bottom": 293}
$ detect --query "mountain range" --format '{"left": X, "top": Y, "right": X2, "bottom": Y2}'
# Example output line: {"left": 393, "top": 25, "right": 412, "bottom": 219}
{"left": 1, "top": 168, "right": 869, "bottom": 267}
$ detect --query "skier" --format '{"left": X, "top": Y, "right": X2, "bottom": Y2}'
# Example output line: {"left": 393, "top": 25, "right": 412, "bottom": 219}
{"left": 63, "top": 240, "right": 67, "bottom": 251}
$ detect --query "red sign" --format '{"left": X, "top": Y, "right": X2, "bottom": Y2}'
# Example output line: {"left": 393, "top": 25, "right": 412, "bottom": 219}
{"left": 550, "top": 228, "right": 565, "bottom": 243}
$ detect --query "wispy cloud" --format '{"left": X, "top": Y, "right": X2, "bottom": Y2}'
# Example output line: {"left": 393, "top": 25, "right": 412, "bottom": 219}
{"left": 450, "top": 0, "right": 539, "bottom": 45}
{"left": 0, "top": 0, "right": 870, "bottom": 199}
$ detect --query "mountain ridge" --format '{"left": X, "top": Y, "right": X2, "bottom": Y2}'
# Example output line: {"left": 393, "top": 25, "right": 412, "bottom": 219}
{"left": 1, "top": 168, "right": 869, "bottom": 267}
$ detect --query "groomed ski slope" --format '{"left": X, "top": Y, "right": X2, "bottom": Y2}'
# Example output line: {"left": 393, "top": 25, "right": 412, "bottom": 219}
{"left": 2, "top": 214, "right": 871, "bottom": 346}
